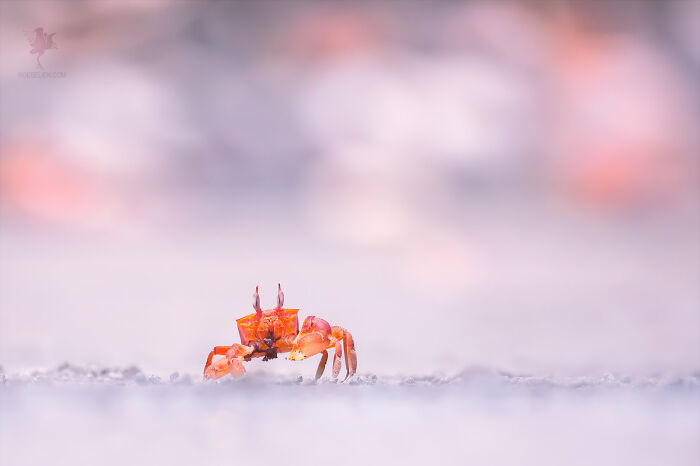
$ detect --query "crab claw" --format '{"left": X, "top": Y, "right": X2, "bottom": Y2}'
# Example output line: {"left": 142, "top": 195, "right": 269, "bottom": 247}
{"left": 203, "top": 343, "right": 254, "bottom": 379}
{"left": 287, "top": 316, "right": 331, "bottom": 360}
{"left": 204, "top": 356, "right": 231, "bottom": 379}
{"left": 226, "top": 357, "right": 246, "bottom": 377}
{"left": 287, "top": 332, "right": 327, "bottom": 360}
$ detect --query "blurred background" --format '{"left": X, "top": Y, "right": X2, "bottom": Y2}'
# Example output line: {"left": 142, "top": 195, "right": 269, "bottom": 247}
{"left": 1, "top": 0, "right": 699, "bottom": 378}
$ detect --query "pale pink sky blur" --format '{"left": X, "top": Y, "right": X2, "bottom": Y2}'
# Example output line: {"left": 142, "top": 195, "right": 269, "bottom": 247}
{"left": 0, "top": 0, "right": 698, "bottom": 376}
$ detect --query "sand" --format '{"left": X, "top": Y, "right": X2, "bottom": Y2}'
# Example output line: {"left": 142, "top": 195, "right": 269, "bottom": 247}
{"left": 1, "top": 364, "right": 698, "bottom": 466}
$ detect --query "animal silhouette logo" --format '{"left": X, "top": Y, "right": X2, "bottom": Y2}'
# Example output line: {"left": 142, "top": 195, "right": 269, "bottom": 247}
{"left": 26, "top": 27, "right": 58, "bottom": 70}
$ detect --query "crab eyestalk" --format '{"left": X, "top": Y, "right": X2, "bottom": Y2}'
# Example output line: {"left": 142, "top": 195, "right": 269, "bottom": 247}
{"left": 252, "top": 286, "right": 262, "bottom": 316}
{"left": 276, "top": 283, "right": 284, "bottom": 310}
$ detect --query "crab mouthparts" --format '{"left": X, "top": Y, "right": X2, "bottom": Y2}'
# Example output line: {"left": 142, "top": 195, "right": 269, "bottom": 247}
{"left": 286, "top": 350, "right": 305, "bottom": 361}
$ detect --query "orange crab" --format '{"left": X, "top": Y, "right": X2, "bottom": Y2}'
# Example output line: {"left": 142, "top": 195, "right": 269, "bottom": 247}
{"left": 203, "top": 284, "right": 357, "bottom": 381}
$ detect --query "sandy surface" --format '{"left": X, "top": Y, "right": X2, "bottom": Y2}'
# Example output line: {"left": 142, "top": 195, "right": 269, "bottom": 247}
{"left": 1, "top": 365, "right": 699, "bottom": 466}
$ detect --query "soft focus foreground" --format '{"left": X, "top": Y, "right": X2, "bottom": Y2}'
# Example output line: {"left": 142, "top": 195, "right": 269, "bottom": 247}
{"left": 0, "top": 1, "right": 699, "bottom": 465}
{"left": 1, "top": 0, "right": 698, "bottom": 379}
{"left": 2, "top": 365, "right": 699, "bottom": 466}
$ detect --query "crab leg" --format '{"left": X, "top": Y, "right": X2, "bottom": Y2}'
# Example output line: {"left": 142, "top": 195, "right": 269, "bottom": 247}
{"left": 332, "top": 341, "right": 342, "bottom": 378}
{"left": 342, "top": 330, "right": 357, "bottom": 381}
{"left": 315, "top": 350, "right": 329, "bottom": 380}
{"left": 330, "top": 326, "right": 356, "bottom": 381}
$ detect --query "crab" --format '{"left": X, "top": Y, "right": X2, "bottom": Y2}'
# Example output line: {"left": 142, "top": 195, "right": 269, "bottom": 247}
{"left": 203, "top": 284, "right": 357, "bottom": 381}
